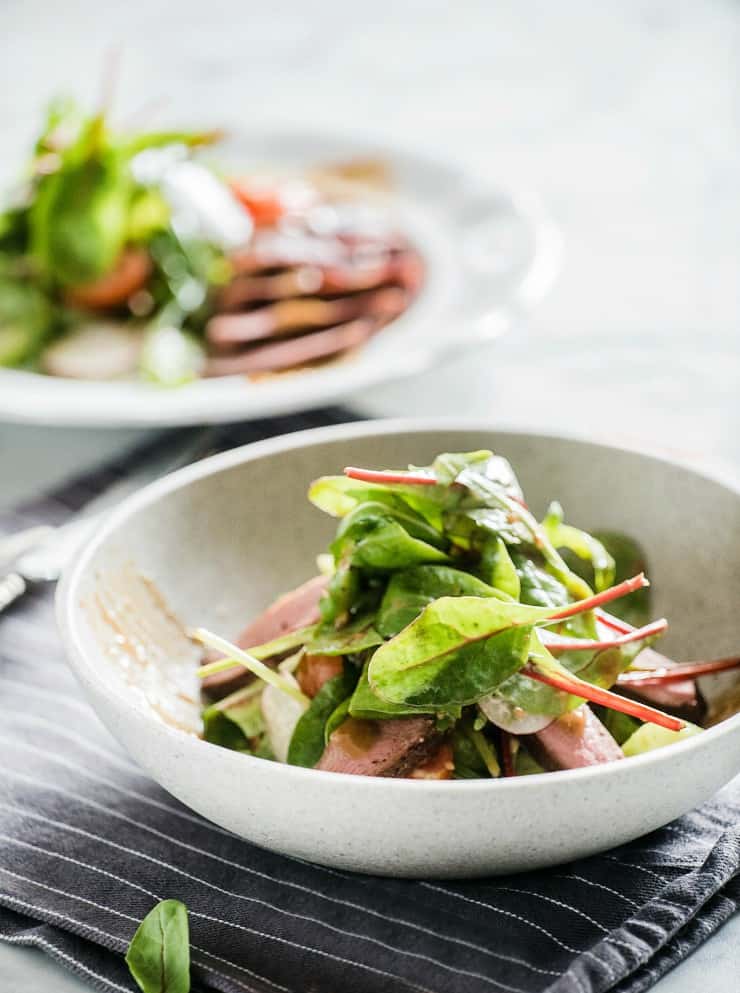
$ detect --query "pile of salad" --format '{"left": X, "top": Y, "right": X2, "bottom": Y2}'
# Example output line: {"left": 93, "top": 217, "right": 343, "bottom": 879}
{"left": 0, "top": 99, "right": 422, "bottom": 384}
{"left": 194, "top": 451, "right": 739, "bottom": 779}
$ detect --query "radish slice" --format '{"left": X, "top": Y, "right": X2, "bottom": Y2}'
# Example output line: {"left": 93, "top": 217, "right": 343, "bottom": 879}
{"left": 41, "top": 322, "right": 142, "bottom": 380}
{"left": 478, "top": 694, "right": 552, "bottom": 735}
{"left": 261, "top": 673, "right": 308, "bottom": 763}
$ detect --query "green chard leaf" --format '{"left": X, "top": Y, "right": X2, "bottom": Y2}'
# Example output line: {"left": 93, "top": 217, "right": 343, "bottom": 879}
{"left": 330, "top": 501, "right": 449, "bottom": 572}
{"left": 349, "top": 661, "right": 432, "bottom": 719}
{"left": 202, "top": 694, "right": 266, "bottom": 753}
{"left": 307, "top": 614, "right": 384, "bottom": 655}
{"left": 30, "top": 116, "right": 132, "bottom": 286}
{"left": 429, "top": 450, "right": 494, "bottom": 485}
{"left": 479, "top": 536, "right": 520, "bottom": 599}
{"left": 324, "top": 697, "right": 352, "bottom": 744}
{"left": 542, "top": 502, "right": 616, "bottom": 592}
{"left": 592, "top": 531, "right": 651, "bottom": 627}
{"left": 368, "top": 596, "right": 546, "bottom": 708}
{"left": 376, "top": 564, "right": 506, "bottom": 639}
{"left": 597, "top": 707, "right": 641, "bottom": 746}
{"left": 309, "top": 475, "right": 445, "bottom": 526}
{"left": 125, "top": 899, "right": 190, "bottom": 993}
{"left": 287, "top": 668, "right": 358, "bottom": 767}
{"left": 451, "top": 725, "right": 489, "bottom": 779}
{"left": 0, "top": 279, "right": 55, "bottom": 366}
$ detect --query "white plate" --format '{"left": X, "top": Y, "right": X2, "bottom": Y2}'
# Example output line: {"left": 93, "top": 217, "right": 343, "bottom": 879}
{"left": 0, "top": 131, "right": 561, "bottom": 426}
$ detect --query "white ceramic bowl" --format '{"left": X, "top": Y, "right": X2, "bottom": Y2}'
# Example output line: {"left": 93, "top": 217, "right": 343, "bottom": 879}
{"left": 0, "top": 131, "right": 561, "bottom": 427}
{"left": 58, "top": 421, "right": 740, "bottom": 877}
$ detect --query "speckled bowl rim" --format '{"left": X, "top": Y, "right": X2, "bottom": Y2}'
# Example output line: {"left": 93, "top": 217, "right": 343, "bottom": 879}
{"left": 57, "top": 417, "right": 740, "bottom": 794}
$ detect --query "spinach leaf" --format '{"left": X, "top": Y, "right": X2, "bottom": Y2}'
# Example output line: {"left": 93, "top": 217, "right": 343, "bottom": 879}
{"left": 454, "top": 470, "right": 593, "bottom": 600}
{"left": 202, "top": 695, "right": 266, "bottom": 753}
{"left": 430, "top": 450, "right": 494, "bottom": 485}
{"left": 515, "top": 747, "right": 546, "bottom": 776}
{"left": 309, "top": 475, "right": 445, "bottom": 527}
{"left": 324, "top": 697, "right": 352, "bottom": 744}
{"left": 369, "top": 595, "right": 539, "bottom": 708}
{"left": 307, "top": 614, "right": 384, "bottom": 655}
{"left": 590, "top": 531, "right": 651, "bottom": 627}
{"left": 125, "top": 899, "right": 190, "bottom": 993}
{"left": 542, "top": 502, "right": 615, "bottom": 591}
{"left": 319, "top": 561, "right": 360, "bottom": 625}
{"left": 444, "top": 506, "right": 531, "bottom": 550}
{"left": 331, "top": 501, "right": 448, "bottom": 572}
{"left": 597, "top": 707, "right": 641, "bottom": 746}
{"left": 349, "top": 661, "right": 431, "bottom": 719}
{"left": 287, "top": 668, "right": 358, "bottom": 767}
{"left": 376, "top": 565, "right": 505, "bottom": 639}
{"left": 478, "top": 536, "right": 520, "bottom": 599}
{"left": 30, "top": 117, "right": 132, "bottom": 286}
{"left": 451, "top": 725, "right": 488, "bottom": 778}
{"left": 0, "top": 278, "right": 54, "bottom": 366}
{"left": 512, "top": 554, "right": 570, "bottom": 609}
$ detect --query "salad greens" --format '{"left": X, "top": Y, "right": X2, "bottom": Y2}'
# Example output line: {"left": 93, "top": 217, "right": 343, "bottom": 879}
{"left": 1, "top": 90, "right": 424, "bottom": 386}
{"left": 194, "top": 449, "right": 739, "bottom": 779}
{"left": 0, "top": 97, "right": 225, "bottom": 380}
{"left": 125, "top": 899, "right": 190, "bottom": 993}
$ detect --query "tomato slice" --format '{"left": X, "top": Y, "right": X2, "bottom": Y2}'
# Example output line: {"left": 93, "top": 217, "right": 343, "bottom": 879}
{"left": 64, "top": 249, "right": 152, "bottom": 310}
{"left": 229, "top": 179, "right": 284, "bottom": 227}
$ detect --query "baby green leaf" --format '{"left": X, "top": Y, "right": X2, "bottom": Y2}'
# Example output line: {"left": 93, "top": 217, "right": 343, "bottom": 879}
{"left": 542, "top": 502, "right": 615, "bottom": 591}
{"left": 0, "top": 279, "right": 54, "bottom": 366}
{"left": 309, "top": 475, "right": 417, "bottom": 517}
{"left": 376, "top": 565, "right": 506, "bottom": 639}
{"left": 592, "top": 531, "right": 651, "bottom": 627}
{"left": 309, "top": 475, "right": 453, "bottom": 529}
{"left": 287, "top": 668, "right": 358, "bottom": 767}
{"left": 349, "top": 662, "right": 431, "bottom": 719}
{"left": 202, "top": 694, "right": 266, "bottom": 753}
{"left": 598, "top": 708, "right": 641, "bottom": 745}
{"left": 324, "top": 697, "right": 352, "bottom": 744}
{"left": 430, "top": 450, "right": 493, "bottom": 485}
{"left": 31, "top": 131, "right": 132, "bottom": 286}
{"left": 125, "top": 899, "right": 190, "bottom": 993}
{"left": 369, "top": 595, "right": 539, "bottom": 708}
{"left": 479, "top": 536, "right": 520, "bottom": 600}
{"left": 307, "top": 615, "right": 384, "bottom": 655}
{"left": 331, "top": 501, "right": 449, "bottom": 572}
{"left": 451, "top": 725, "right": 490, "bottom": 778}
{"left": 513, "top": 555, "right": 570, "bottom": 609}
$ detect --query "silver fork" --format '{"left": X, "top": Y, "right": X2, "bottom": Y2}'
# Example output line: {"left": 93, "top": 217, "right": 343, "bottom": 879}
{"left": 0, "top": 429, "right": 216, "bottom": 615}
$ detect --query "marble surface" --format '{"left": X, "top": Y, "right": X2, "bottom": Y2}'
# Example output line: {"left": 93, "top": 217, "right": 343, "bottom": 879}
{"left": 0, "top": 0, "right": 739, "bottom": 989}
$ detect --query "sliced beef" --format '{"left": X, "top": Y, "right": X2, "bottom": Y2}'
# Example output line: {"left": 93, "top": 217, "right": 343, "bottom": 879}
{"left": 316, "top": 716, "right": 440, "bottom": 777}
{"left": 204, "top": 318, "right": 377, "bottom": 377}
{"left": 296, "top": 653, "right": 345, "bottom": 698}
{"left": 202, "top": 575, "right": 327, "bottom": 700}
{"left": 408, "top": 740, "right": 454, "bottom": 780}
{"left": 524, "top": 705, "right": 623, "bottom": 772}
{"left": 616, "top": 646, "right": 705, "bottom": 723}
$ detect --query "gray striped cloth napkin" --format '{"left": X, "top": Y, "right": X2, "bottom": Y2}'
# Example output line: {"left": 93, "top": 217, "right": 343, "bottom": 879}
{"left": 0, "top": 410, "right": 738, "bottom": 993}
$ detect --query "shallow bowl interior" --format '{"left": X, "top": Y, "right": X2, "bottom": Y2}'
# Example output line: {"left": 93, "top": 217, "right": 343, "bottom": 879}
{"left": 59, "top": 421, "right": 740, "bottom": 877}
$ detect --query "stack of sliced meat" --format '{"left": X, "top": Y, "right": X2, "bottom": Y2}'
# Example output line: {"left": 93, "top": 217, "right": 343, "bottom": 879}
{"left": 204, "top": 204, "right": 424, "bottom": 378}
